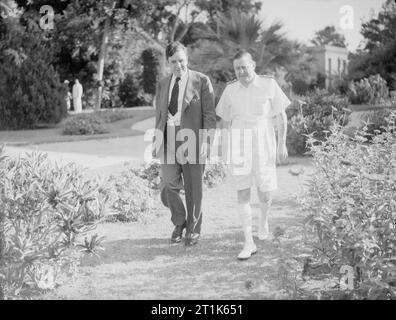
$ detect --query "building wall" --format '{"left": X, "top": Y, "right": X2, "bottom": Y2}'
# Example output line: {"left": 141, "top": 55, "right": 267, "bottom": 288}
{"left": 310, "top": 45, "right": 349, "bottom": 89}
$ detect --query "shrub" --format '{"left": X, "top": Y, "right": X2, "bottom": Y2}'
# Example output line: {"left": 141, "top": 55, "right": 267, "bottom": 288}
{"left": 0, "top": 151, "right": 107, "bottom": 299}
{"left": 141, "top": 47, "right": 162, "bottom": 95}
{"left": 119, "top": 73, "right": 152, "bottom": 108}
{"left": 63, "top": 113, "right": 109, "bottom": 135}
{"left": 93, "top": 109, "right": 133, "bottom": 123}
{"left": 203, "top": 160, "right": 227, "bottom": 188}
{"left": 300, "top": 113, "right": 396, "bottom": 299}
{"left": 106, "top": 166, "right": 158, "bottom": 223}
{"left": 286, "top": 90, "right": 351, "bottom": 156}
{"left": 360, "top": 108, "right": 393, "bottom": 140}
{"left": 348, "top": 74, "right": 390, "bottom": 105}
{"left": 0, "top": 22, "right": 67, "bottom": 130}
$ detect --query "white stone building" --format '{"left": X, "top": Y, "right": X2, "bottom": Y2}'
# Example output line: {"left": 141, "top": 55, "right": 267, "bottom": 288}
{"left": 309, "top": 45, "right": 349, "bottom": 89}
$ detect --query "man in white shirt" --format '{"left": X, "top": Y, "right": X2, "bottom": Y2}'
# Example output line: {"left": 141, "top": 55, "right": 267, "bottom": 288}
{"left": 216, "top": 50, "right": 290, "bottom": 260}
{"left": 153, "top": 42, "right": 216, "bottom": 246}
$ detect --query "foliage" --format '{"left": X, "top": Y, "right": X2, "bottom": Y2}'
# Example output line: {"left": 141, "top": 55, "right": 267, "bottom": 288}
{"left": 360, "top": 0, "right": 396, "bottom": 52}
{"left": 203, "top": 160, "right": 227, "bottom": 188}
{"left": 359, "top": 108, "right": 393, "bottom": 140}
{"left": 286, "top": 90, "right": 351, "bottom": 156}
{"left": 141, "top": 47, "right": 163, "bottom": 95}
{"left": 93, "top": 109, "right": 133, "bottom": 123}
{"left": 63, "top": 113, "right": 109, "bottom": 135}
{"left": 106, "top": 166, "right": 157, "bottom": 223}
{"left": 348, "top": 74, "right": 390, "bottom": 105}
{"left": 348, "top": 42, "right": 396, "bottom": 91}
{"left": 0, "top": 151, "right": 108, "bottom": 299}
{"left": 349, "top": 0, "right": 396, "bottom": 89}
{"left": 130, "top": 160, "right": 162, "bottom": 191}
{"left": 300, "top": 114, "right": 396, "bottom": 299}
{"left": 118, "top": 72, "right": 151, "bottom": 107}
{"left": 0, "top": 18, "right": 67, "bottom": 130}
{"left": 310, "top": 25, "right": 347, "bottom": 48}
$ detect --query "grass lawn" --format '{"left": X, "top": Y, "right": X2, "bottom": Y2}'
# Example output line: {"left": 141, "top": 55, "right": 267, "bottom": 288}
{"left": 0, "top": 107, "right": 155, "bottom": 146}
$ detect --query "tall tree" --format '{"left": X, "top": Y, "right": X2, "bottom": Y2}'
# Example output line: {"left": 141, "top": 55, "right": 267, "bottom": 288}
{"left": 360, "top": 0, "right": 396, "bottom": 51}
{"left": 310, "top": 25, "right": 347, "bottom": 48}
{"left": 349, "top": 0, "right": 396, "bottom": 89}
{"left": 192, "top": 9, "right": 294, "bottom": 77}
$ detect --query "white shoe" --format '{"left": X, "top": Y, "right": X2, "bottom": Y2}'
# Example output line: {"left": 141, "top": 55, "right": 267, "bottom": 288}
{"left": 237, "top": 244, "right": 257, "bottom": 260}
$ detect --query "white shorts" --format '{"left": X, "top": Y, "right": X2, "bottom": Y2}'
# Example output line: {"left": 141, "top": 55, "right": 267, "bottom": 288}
{"left": 228, "top": 157, "right": 278, "bottom": 192}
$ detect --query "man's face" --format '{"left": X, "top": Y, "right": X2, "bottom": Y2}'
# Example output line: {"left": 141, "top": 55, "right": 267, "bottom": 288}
{"left": 168, "top": 49, "right": 188, "bottom": 78}
{"left": 233, "top": 55, "right": 256, "bottom": 85}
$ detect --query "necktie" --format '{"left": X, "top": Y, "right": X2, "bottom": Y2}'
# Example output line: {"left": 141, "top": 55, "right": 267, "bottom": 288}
{"left": 168, "top": 77, "right": 181, "bottom": 116}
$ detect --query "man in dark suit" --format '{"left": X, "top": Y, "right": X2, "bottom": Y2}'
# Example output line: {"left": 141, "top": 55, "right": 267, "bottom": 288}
{"left": 152, "top": 42, "right": 216, "bottom": 246}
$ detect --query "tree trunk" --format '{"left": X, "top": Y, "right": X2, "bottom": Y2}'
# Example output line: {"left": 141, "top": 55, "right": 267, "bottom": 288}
{"left": 95, "top": 17, "right": 111, "bottom": 110}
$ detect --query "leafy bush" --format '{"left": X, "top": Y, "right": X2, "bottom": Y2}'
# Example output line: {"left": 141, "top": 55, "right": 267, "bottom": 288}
{"left": 286, "top": 90, "right": 351, "bottom": 156}
{"left": 300, "top": 113, "right": 396, "bottom": 299}
{"left": 348, "top": 74, "right": 390, "bottom": 105}
{"left": 359, "top": 108, "right": 393, "bottom": 140}
{"left": 106, "top": 167, "right": 158, "bottom": 223}
{"left": 63, "top": 113, "right": 109, "bottom": 135}
{"left": 0, "top": 151, "right": 108, "bottom": 299}
{"left": 141, "top": 47, "right": 162, "bottom": 95}
{"left": 0, "top": 21, "right": 67, "bottom": 130}
{"left": 130, "top": 160, "right": 162, "bottom": 191}
{"left": 118, "top": 73, "right": 152, "bottom": 108}
{"left": 93, "top": 109, "right": 133, "bottom": 123}
{"left": 203, "top": 160, "right": 227, "bottom": 188}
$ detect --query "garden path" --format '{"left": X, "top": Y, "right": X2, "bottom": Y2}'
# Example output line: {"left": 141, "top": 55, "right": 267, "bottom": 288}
{"left": 40, "top": 157, "right": 313, "bottom": 300}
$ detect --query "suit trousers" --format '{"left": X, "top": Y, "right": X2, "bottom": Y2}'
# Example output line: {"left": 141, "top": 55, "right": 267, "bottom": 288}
{"left": 160, "top": 125, "right": 205, "bottom": 234}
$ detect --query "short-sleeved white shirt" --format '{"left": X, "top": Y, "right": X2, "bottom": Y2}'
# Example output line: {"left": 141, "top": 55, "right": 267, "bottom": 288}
{"left": 216, "top": 74, "right": 291, "bottom": 191}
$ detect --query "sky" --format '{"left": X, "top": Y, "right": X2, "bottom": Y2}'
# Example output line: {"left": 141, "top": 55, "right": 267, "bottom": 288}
{"left": 258, "top": 0, "right": 388, "bottom": 52}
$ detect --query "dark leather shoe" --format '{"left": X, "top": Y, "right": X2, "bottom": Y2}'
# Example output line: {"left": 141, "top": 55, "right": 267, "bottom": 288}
{"left": 185, "top": 233, "right": 200, "bottom": 246}
{"left": 171, "top": 222, "right": 186, "bottom": 243}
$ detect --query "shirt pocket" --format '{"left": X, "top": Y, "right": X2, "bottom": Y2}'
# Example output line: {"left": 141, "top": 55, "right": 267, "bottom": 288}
{"left": 251, "top": 95, "right": 270, "bottom": 116}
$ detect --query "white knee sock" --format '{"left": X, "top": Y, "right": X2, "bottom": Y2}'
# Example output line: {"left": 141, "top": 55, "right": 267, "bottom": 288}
{"left": 239, "top": 203, "right": 255, "bottom": 247}
{"left": 258, "top": 200, "right": 271, "bottom": 239}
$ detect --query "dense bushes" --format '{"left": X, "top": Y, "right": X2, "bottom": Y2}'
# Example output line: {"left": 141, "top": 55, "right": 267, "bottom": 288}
{"left": 286, "top": 90, "right": 351, "bottom": 156}
{"left": 63, "top": 113, "right": 109, "bottom": 135}
{"left": 300, "top": 114, "right": 396, "bottom": 299}
{"left": 106, "top": 168, "right": 158, "bottom": 223}
{"left": 0, "top": 151, "right": 107, "bottom": 299}
{"left": 141, "top": 47, "right": 163, "bottom": 95}
{"left": 360, "top": 108, "right": 393, "bottom": 139}
{"left": 348, "top": 74, "right": 390, "bottom": 105}
{"left": 0, "top": 20, "right": 67, "bottom": 130}
{"left": 118, "top": 73, "right": 151, "bottom": 108}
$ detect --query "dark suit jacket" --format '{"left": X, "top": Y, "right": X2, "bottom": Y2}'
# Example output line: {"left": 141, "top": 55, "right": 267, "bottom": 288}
{"left": 153, "top": 69, "right": 216, "bottom": 164}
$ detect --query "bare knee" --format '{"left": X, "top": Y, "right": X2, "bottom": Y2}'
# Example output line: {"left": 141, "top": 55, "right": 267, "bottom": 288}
{"left": 237, "top": 188, "right": 251, "bottom": 204}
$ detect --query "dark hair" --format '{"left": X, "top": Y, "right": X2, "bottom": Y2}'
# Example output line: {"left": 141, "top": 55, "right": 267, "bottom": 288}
{"left": 233, "top": 49, "right": 253, "bottom": 62}
{"left": 165, "top": 41, "right": 187, "bottom": 60}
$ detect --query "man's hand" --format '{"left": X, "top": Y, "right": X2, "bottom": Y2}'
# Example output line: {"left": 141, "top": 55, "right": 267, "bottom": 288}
{"left": 277, "top": 143, "right": 288, "bottom": 164}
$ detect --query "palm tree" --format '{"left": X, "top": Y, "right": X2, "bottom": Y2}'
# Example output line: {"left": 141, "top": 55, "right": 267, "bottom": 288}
{"left": 190, "top": 9, "right": 296, "bottom": 79}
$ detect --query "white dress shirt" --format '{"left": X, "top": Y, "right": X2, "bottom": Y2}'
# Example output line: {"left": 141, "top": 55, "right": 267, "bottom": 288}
{"left": 216, "top": 73, "right": 291, "bottom": 191}
{"left": 167, "top": 72, "right": 188, "bottom": 126}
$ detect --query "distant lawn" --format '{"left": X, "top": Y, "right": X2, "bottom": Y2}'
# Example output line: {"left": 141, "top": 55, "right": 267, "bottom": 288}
{"left": 0, "top": 107, "right": 154, "bottom": 146}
